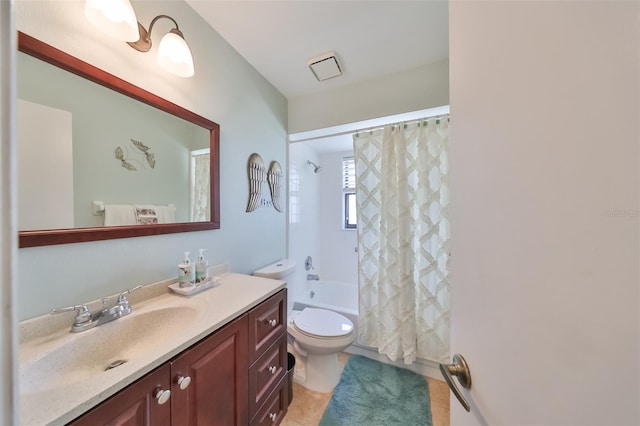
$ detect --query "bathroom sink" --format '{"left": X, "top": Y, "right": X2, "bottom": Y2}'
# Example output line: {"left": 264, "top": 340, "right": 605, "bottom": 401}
{"left": 20, "top": 306, "right": 198, "bottom": 395}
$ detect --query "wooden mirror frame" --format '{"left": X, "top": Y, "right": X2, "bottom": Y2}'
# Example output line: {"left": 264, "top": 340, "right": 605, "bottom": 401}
{"left": 17, "top": 32, "right": 220, "bottom": 248}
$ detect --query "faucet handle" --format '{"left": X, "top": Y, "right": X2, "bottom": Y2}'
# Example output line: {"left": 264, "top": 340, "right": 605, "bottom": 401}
{"left": 117, "top": 285, "right": 143, "bottom": 307}
{"left": 51, "top": 305, "right": 91, "bottom": 325}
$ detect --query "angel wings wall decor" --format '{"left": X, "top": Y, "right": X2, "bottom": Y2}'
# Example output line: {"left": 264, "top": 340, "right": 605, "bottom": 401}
{"left": 246, "top": 153, "right": 265, "bottom": 212}
{"left": 268, "top": 161, "right": 283, "bottom": 212}
{"left": 246, "top": 153, "right": 282, "bottom": 213}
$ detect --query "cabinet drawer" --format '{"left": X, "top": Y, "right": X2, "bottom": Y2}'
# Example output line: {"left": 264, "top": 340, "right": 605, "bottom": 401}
{"left": 250, "top": 374, "right": 288, "bottom": 426}
{"left": 248, "top": 289, "right": 286, "bottom": 363}
{"left": 249, "top": 334, "right": 287, "bottom": 417}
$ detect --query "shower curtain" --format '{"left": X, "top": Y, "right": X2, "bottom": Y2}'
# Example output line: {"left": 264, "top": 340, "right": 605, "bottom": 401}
{"left": 191, "top": 152, "right": 210, "bottom": 221}
{"left": 353, "top": 118, "right": 450, "bottom": 364}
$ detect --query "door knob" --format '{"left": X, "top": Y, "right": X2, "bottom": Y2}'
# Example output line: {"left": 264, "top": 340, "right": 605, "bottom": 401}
{"left": 155, "top": 388, "right": 171, "bottom": 405}
{"left": 439, "top": 353, "right": 472, "bottom": 412}
{"left": 176, "top": 375, "right": 192, "bottom": 390}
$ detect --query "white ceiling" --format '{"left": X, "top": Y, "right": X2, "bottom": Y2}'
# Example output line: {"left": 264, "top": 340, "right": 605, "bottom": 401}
{"left": 185, "top": 0, "right": 449, "bottom": 100}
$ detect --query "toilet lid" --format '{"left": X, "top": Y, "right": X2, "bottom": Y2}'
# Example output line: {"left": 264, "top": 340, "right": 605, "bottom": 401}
{"left": 293, "top": 308, "right": 354, "bottom": 337}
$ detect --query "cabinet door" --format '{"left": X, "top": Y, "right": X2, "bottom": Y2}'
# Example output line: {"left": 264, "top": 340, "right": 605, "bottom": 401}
{"left": 67, "top": 364, "right": 171, "bottom": 426}
{"left": 171, "top": 314, "right": 249, "bottom": 426}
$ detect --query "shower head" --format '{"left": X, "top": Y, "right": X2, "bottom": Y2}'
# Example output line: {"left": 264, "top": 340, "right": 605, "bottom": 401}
{"left": 307, "top": 160, "right": 323, "bottom": 173}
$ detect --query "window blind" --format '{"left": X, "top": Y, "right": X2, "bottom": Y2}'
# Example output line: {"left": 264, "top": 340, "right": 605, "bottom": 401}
{"left": 342, "top": 156, "right": 355, "bottom": 190}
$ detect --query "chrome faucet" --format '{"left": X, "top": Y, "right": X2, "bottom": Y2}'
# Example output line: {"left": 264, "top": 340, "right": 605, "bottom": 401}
{"left": 51, "top": 285, "right": 143, "bottom": 333}
{"left": 306, "top": 274, "right": 320, "bottom": 281}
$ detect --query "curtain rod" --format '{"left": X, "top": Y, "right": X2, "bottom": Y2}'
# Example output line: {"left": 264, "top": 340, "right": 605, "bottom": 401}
{"left": 290, "top": 114, "right": 449, "bottom": 144}
{"left": 354, "top": 115, "right": 450, "bottom": 137}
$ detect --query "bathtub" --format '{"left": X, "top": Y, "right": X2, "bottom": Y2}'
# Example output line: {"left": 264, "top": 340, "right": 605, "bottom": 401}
{"left": 292, "top": 280, "right": 359, "bottom": 335}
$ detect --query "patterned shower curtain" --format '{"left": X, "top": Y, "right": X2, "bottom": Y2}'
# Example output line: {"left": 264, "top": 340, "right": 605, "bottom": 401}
{"left": 353, "top": 118, "right": 450, "bottom": 364}
{"left": 191, "top": 152, "right": 210, "bottom": 222}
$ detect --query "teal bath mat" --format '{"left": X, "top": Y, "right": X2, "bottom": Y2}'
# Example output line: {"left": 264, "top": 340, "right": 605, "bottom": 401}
{"left": 319, "top": 354, "right": 433, "bottom": 426}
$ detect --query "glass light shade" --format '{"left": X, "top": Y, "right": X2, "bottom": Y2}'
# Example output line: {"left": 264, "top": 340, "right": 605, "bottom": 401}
{"left": 85, "top": 0, "right": 139, "bottom": 42}
{"left": 157, "top": 30, "right": 195, "bottom": 78}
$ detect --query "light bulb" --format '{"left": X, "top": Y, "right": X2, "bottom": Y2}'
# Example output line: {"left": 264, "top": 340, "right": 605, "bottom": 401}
{"left": 157, "top": 30, "right": 195, "bottom": 78}
{"left": 85, "top": 0, "right": 139, "bottom": 42}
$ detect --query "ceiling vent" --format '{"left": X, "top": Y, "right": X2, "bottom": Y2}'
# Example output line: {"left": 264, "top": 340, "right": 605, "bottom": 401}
{"left": 308, "top": 52, "right": 342, "bottom": 82}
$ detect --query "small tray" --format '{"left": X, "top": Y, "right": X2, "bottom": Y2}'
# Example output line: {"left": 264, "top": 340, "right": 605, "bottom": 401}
{"left": 169, "top": 276, "right": 221, "bottom": 296}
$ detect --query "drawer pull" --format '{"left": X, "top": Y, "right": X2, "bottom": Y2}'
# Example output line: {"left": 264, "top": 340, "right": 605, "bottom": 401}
{"left": 176, "top": 375, "right": 192, "bottom": 390}
{"left": 268, "top": 319, "right": 277, "bottom": 327}
{"left": 269, "top": 412, "right": 277, "bottom": 422}
{"left": 268, "top": 365, "right": 277, "bottom": 374}
{"left": 155, "top": 389, "right": 171, "bottom": 405}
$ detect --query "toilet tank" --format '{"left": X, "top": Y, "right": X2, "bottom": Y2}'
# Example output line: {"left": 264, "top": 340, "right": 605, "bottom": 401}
{"left": 253, "top": 259, "right": 296, "bottom": 279}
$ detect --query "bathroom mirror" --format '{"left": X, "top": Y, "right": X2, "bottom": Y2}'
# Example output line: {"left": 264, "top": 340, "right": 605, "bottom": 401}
{"left": 17, "top": 32, "right": 220, "bottom": 248}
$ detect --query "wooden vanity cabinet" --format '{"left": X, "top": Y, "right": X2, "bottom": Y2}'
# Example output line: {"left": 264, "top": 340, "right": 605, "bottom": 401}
{"left": 67, "top": 289, "right": 287, "bottom": 426}
{"left": 248, "top": 290, "right": 288, "bottom": 425}
{"left": 68, "top": 364, "right": 172, "bottom": 426}
{"left": 171, "top": 314, "right": 249, "bottom": 426}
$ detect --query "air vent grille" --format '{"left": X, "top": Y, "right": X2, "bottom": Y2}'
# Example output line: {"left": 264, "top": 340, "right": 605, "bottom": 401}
{"left": 308, "top": 52, "right": 342, "bottom": 81}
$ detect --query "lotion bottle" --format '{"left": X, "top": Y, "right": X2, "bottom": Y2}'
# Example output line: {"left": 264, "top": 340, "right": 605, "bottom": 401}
{"left": 195, "top": 249, "right": 209, "bottom": 284}
{"left": 178, "top": 251, "right": 195, "bottom": 288}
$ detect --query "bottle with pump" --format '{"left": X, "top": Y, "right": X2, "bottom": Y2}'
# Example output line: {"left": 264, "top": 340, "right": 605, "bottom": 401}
{"left": 195, "top": 249, "right": 209, "bottom": 284}
{"left": 178, "top": 251, "right": 195, "bottom": 288}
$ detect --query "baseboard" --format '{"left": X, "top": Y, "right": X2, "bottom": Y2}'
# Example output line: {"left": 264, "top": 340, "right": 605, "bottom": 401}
{"left": 343, "top": 344, "right": 443, "bottom": 382}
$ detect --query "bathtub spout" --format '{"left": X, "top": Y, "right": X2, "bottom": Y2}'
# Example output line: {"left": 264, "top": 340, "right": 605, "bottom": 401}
{"left": 307, "top": 274, "right": 320, "bottom": 281}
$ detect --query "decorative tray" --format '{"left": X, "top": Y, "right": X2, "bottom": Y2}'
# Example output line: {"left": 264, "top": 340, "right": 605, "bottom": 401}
{"left": 169, "top": 276, "right": 221, "bottom": 296}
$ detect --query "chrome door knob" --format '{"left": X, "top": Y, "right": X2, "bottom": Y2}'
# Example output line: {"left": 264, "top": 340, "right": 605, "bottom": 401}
{"left": 268, "top": 319, "right": 277, "bottom": 327}
{"left": 268, "top": 365, "right": 277, "bottom": 374}
{"left": 176, "top": 375, "right": 192, "bottom": 390}
{"left": 155, "top": 389, "right": 171, "bottom": 405}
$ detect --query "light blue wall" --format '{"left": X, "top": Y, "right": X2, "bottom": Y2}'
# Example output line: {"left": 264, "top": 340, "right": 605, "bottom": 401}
{"left": 16, "top": 0, "right": 288, "bottom": 320}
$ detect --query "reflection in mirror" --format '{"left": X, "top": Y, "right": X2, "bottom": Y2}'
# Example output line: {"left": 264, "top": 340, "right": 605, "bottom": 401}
{"left": 17, "top": 32, "right": 220, "bottom": 248}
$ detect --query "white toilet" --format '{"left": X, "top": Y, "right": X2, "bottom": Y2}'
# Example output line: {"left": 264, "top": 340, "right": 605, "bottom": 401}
{"left": 287, "top": 307, "right": 355, "bottom": 393}
{"left": 253, "top": 259, "right": 356, "bottom": 393}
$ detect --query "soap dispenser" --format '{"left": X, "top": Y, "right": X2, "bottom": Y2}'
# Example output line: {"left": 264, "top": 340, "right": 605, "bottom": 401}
{"left": 178, "top": 251, "right": 195, "bottom": 288}
{"left": 195, "top": 249, "right": 209, "bottom": 284}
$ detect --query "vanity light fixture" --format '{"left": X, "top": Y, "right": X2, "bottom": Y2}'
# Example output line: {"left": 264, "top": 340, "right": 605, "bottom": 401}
{"left": 127, "top": 15, "right": 195, "bottom": 78}
{"left": 84, "top": 0, "right": 194, "bottom": 78}
{"left": 84, "top": 0, "right": 139, "bottom": 42}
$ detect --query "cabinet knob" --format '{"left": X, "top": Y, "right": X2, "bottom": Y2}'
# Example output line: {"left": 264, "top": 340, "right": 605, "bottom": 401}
{"left": 268, "top": 319, "right": 277, "bottom": 327}
{"left": 176, "top": 375, "right": 192, "bottom": 390}
{"left": 268, "top": 365, "right": 277, "bottom": 374}
{"left": 155, "top": 389, "right": 171, "bottom": 405}
{"left": 269, "top": 412, "right": 277, "bottom": 422}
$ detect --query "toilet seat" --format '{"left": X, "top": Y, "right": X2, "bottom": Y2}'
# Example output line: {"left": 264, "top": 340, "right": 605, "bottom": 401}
{"left": 292, "top": 308, "right": 353, "bottom": 337}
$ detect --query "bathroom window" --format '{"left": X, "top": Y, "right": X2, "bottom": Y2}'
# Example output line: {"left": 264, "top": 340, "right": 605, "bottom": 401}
{"left": 343, "top": 156, "right": 357, "bottom": 229}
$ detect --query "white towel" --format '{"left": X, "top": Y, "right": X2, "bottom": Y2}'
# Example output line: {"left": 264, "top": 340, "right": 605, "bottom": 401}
{"left": 133, "top": 205, "right": 158, "bottom": 225}
{"left": 156, "top": 204, "right": 176, "bottom": 224}
{"left": 134, "top": 204, "right": 176, "bottom": 224}
{"left": 104, "top": 204, "right": 136, "bottom": 226}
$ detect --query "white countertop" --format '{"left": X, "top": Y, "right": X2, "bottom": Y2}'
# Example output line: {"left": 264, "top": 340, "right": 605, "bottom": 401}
{"left": 18, "top": 273, "right": 286, "bottom": 426}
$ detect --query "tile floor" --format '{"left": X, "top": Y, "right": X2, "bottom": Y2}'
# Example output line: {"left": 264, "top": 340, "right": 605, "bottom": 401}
{"left": 281, "top": 352, "right": 450, "bottom": 426}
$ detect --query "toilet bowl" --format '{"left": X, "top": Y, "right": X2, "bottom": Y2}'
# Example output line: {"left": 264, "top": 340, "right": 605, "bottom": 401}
{"left": 287, "top": 308, "right": 355, "bottom": 393}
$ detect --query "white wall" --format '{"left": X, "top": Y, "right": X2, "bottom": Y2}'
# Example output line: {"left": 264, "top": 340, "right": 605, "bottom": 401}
{"left": 289, "top": 59, "right": 449, "bottom": 134}
{"left": 17, "top": 100, "right": 74, "bottom": 230}
{"left": 450, "top": 1, "right": 639, "bottom": 424}
{"left": 318, "top": 151, "right": 357, "bottom": 285}
{"left": 287, "top": 143, "right": 321, "bottom": 313}
{"left": 15, "top": 0, "right": 288, "bottom": 320}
